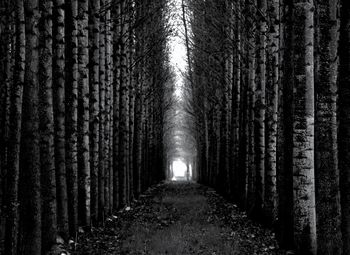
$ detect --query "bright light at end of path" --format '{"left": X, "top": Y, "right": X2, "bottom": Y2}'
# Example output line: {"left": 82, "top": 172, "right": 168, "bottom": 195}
{"left": 172, "top": 160, "right": 187, "bottom": 178}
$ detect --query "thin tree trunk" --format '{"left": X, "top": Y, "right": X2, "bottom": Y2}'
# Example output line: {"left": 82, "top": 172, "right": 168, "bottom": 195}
{"left": 98, "top": 0, "right": 106, "bottom": 223}
{"left": 254, "top": 0, "right": 267, "bottom": 218}
{"left": 276, "top": 0, "right": 294, "bottom": 249}
{"left": 105, "top": 0, "right": 113, "bottom": 214}
{"left": 66, "top": 0, "right": 79, "bottom": 236}
{"left": 113, "top": 1, "right": 121, "bottom": 210}
{"left": 53, "top": 0, "right": 69, "bottom": 239}
{"left": 119, "top": 0, "right": 129, "bottom": 206}
{"left": 246, "top": 0, "right": 257, "bottom": 214}
{"left": 77, "top": 0, "right": 90, "bottom": 229}
{"left": 39, "top": 0, "right": 57, "bottom": 251}
{"left": 264, "top": 0, "right": 279, "bottom": 224}
{"left": 90, "top": 0, "right": 100, "bottom": 224}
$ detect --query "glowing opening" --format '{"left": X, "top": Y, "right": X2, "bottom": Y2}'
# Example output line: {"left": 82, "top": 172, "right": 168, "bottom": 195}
{"left": 173, "top": 160, "right": 186, "bottom": 177}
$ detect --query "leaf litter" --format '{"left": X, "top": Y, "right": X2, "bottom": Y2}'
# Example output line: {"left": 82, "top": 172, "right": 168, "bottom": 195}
{"left": 72, "top": 182, "right": 284, "bottom": 254}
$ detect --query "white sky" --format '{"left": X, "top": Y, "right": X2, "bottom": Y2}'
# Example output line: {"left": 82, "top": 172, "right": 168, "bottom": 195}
{"left": 168, "top": 0, "right": 187, "bottom": 97}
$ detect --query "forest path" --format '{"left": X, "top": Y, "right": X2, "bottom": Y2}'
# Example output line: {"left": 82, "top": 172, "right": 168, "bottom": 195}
{"left": 75, "top": 182, "right": 283, "bottom": 254}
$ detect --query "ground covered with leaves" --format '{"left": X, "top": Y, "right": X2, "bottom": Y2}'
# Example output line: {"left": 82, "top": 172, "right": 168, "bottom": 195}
{"left": 73, "top": 182, "right": 284, "bottom": 254}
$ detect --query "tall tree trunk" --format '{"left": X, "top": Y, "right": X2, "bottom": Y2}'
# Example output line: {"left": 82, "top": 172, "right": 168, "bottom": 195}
{"left": 90, "top": 0, "right": 100, "bottom": 224}
{"left": 314, "top": 0, "right": 342, "bottom": 254}
{"left": 77, "top": 0, "right": 90, "bottom": 229}
{"left": 292, "top": 0, "right": 317, "bottom": 253}
{"left": 39, "top": 0, "right": 58, "bottom": 251}
{"left": 254, "top": 0, "right": 267, "bottom": 218}
{"left": 276, "top": 0, "right": 294, "bottom": 249}
{"left": 128, "top": 6, "right": 135, "bottom": 200}
{"left": 4, "top": 0, "right": 25, "bottom": 253}
{"left": 119, "top": 0, "right": 129, "bottom": 206}
{"left": 0, "top": 6, "right": 13, "bottom": 240}
{"left": 264, "top": 0, "right": 279, "bottom": 224}
{"left": 66, "top": 0, "right": 79, "bottom": 236}
{"left": 98, "top": 0, "right": 106, "bottom": 223}
{"left": 246, "top": 0, "right": 257, "bottom": 214}
{"left": 53, "top": 0, "right": 69, "bottom": 239}
{"left": 233, "top": 1, "right": 242, "bottom": 201}
{"left": 105, "top": 0, "right": 113, "bottom": 215}
{"left": 113, "top": 1, "right": 121, "bottom": 210}
{"left": 339, "top": 0, "right": 350, "bottom": 253}
{"left": 18, "top": 0, "right": 42, "bottom": 253}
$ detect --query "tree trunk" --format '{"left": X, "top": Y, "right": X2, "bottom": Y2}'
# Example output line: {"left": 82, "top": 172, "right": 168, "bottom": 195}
{"left": 254, "top": 0, "right": 267, "bottom": 218}
{"left": 4, "top": 0, "right": 25, "bottom": 253}
{"left": 119, "top": 0, "right": 129, "bottom": 206}
{"left": 276, "top": 0, "right": 294, "bottom": 249}
{"left": 264, "top": 0, "right": 279, "bottom": 224}
{"left": 113, "top": 1, "right": 121, "bottom": 210}
{"left": 18, "top": 0, "right": 42, "bottom": 253}
{"left": 39, "top": 0, "right": 58, "bottom": 251}
{"left": 339, "top": 0, "right": 350, "bottom": 253}
{"left": 66, "top": 0, "right": 79, "bottom": 236}
{"left": 98, "top": 0, "right": 106, "bottom": 223}
{"left": 90, "top": 0, "right": 100, "bottom": 224}
{"left": 246, "top": 0, "right": 257, "bottom": 215}
{"left": 53, "top": 0, "right": 69, "bottom": 239}
{"left": 105, "top": 0, "right": 113, "bottom": 214}
{"left": 292, "top": 0, "right": 317, "bottom": 253}
{"left": 77, "top": 0, "right": 90, "bottom": 229}
{"left": 314, "top": 0, "right": 342, "bottom": 254}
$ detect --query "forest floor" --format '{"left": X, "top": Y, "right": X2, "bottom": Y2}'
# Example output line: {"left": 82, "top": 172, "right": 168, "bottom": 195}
{"left": 73, "top": 182, "right": 284, "bottom": 255}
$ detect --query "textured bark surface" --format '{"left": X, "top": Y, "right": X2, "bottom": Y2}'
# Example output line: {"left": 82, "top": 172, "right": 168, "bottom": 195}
{"left": 4, "top": 1, "right": 25, "bottom": 253}
{"left": 315, "top": 0, "right": 342, "bottom": 254}
{"left": 77, "top": 0, "right": 90, "bottom": 229}
{"left": 53, "top": 0, "right": 69, "bottom": 239}
{"left": 292, "top": 0, "right": 317, "bottom": 253}
{"left": 39, "top": 0, "right": 57, "bottom": 251}
{"left": 19, "top": 0, "right": 42, "bottom": 253}
{"left": 246, "top": 0, "right": 257, "bottom": 215}
{"left": 264, "top": 0, "right": 279, "bottom": 224}
{"left": 112, "top": 1, "right": 121, "bottom": 210}
{"left": 98, "top": 0, "right": 106, "bottom": 222}
{"left": 66, "top": 0, "right": 79, "bottom": 236}
{"left": 254, "top": 0, "right": 267, "bottom": 218}
{"left": 90, "top": 0, "right": 100, "bottom": 224}
{"left": 119, "top": 0, "right": 129, "bottom": 206}
{"left": 339, "top": 0, "right": 350, "bottom": 253}
{"left": 66, "top": 0, "right": 78, "bottom": 236}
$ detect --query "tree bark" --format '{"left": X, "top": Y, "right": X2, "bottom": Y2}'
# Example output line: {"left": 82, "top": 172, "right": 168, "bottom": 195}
{"left": 66, "top": 0, "right": 79, "bottom": 236}
{"left": 39, "top": 0, "right": 58, "bottom": 251}
{"left": 254, "top": 0, "right": 267, "bottom": 218}
{"left": 339, "top": 0, "right": 350, "bottom": 253}
{"left": 264, "top": 0, "right": 279, "bottom": 224}
{"left": 53, "top": 0, "right": 69, "bottom": 239}
{"left": 315, "top": 0, "right": 342, "bottom": 254}
{"left": 77, "top": 0, "right": 90, "bottom": 229}
{"left": 4, "top": 0, "right": 25, "bottom": 253}
{"left": 18, "top": 0, "right": 42, "bottom": 252}
{"left": 292, "top": 0, "right": 317, "bottom": 253}
{"left": 90, "top": 0, "right": 100, "bottom": 224}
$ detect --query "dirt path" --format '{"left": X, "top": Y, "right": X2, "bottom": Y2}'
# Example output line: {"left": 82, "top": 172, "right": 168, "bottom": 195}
{"left": 75, "top": 182, "right": 282, "bottom": 254}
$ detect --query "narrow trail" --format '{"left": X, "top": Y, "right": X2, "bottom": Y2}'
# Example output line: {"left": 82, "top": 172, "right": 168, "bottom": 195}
{"left": 75, "top": 183, "right": 283, "bottom": 254}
